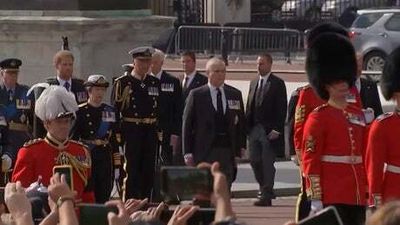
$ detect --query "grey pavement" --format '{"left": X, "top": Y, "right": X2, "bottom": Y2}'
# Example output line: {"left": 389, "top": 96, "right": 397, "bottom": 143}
{"left": 232, "top": 162, "right": 301, "bottom": 198}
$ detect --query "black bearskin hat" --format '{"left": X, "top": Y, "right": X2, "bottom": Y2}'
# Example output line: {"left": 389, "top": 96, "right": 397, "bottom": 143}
{"left": 306, "top": 22, "right": 349, "bottom": 47}
{"left": 306, "top": 33, "right": 357, "bottom": 100}
{"left": 381, "top": 47, "right": 400, "bottom": 100}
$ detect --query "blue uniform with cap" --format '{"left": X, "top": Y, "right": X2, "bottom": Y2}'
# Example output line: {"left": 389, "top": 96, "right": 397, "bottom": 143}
{"left": 0, "top": 58, "right": 34, "bottom": 163}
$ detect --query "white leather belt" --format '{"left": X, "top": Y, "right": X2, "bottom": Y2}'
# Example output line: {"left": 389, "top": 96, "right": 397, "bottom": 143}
{"left": 321, "top": 155, "right": 363, "bottom": 164}
{"left": 386, "top": 164, "right": 400, "bottom": 174}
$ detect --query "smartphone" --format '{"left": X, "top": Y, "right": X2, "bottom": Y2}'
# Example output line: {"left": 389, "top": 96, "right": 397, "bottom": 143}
{"left": 53, "top": 165, "right": 74, "bottom": 191}
{"left": 160, "top": 166, "right": 213, "bottom": 201}
{"left": 78, "top": 204, "right": 118, "bottom": 225}
{"left": 298, "top": 206, "right": 344, "bottom": 225}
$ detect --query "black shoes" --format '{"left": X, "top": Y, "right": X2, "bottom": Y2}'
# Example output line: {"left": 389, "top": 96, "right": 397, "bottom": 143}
{"left": 253, "top": 198, "right": 272, "bottom": 206}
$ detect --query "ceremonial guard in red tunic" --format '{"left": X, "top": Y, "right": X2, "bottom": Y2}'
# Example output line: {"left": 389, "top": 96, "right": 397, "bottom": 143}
{"left": 292, "top": 22, "right": 362, "bottom": 221}
{"left": 302, "top": 33, "right": 367, "bottom": 225}
{"left": 366, "top": 47, "right": 400, "bottom": 207}
{"left": 12, "top": 85, "right": 94, "bottom": 203}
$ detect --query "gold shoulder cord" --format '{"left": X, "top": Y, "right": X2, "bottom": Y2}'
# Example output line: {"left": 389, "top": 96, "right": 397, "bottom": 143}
{"left": 56, "top": 151, "right": 91, "bottom": 186}
{"left": 114, "top": 80, "right": 131, "bottom": 111}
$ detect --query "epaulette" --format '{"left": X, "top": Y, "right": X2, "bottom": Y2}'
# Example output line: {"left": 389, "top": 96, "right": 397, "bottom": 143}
{"left": 376, "top": 112, "right": 394, "bottom": 122}
{"left": 312, "top": 103, "right": 328, "bottom": 112}
{"left": 114, "top": 75, "right": 127, "bottom": 82}
{"left": 23, "top": 138, "right": 44, "bottom": 147}
{"left": 79, "top": 102, "right": 88, "bottom": 108}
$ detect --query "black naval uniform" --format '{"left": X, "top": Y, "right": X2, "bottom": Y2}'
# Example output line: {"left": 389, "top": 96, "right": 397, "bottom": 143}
{"left": 112, "top": 73, "right": 160, "bottom": 201}
{"left": 156, "top": 71, "right": 183, "bottom": 165}
{"left": 0, "top": 83, "right": 34, "bottom": 162}
{"left": 71, "top": 102, "right": 122, "bottom": 203}
{"left": 33, "top": 77, "right": 88, "bottom": 138}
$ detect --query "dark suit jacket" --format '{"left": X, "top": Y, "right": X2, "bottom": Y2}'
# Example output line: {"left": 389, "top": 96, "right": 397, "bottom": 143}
{"left": 45, "top": 77, "right": 88, "bottom": 104}
{"left": 360, "top": 78, "right": 383, "bottom": 117}
{"left": 182, "top": 72, "right": 208, "bottom": 101}
{"left": 245, "top": 74, "right": 287, "bottom": 157}
{"left": 158, "top": 71, "right": 183, "bottom": 140}
{"left": 182, "top": 84, "right": 246, "bottom": 163}
{"left": 285, "top": 87, "right": 301, "bottom": 156}
{"left": 32, "top": 77, "right": 87, "bottom": 138}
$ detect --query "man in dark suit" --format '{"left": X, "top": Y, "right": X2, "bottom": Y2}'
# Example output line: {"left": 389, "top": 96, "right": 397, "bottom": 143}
{"left": 182, "top": 57, "right": 246, "bottom": 187}
{"left": 356, "top": 53, "right": 383, "bottom": 119}
{"left": 246, "top": 53, "right": 287, "bottom": 206}
{"left": 33, "top": 50, "right": 87, "bottom": 138}
{"left": 151, "top": 49, "right": 183, "bottom": 165}
{"left": 0, "top": 58, "right": 34, "bottom": 171}
{"left": 181, "top": 51, "right": 208, "bottom": 100}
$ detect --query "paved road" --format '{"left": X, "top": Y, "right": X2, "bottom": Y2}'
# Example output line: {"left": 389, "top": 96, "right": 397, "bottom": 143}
{"left": 233, "top": 197, "right": 297, "bottom": 225}
{"left": 232, "top": 162, "right": 301, "bottom": 198}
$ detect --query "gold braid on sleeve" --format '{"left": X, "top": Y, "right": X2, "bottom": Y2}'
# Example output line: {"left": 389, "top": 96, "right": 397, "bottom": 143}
{"left": 56, "top": 151, "right": 91, "bottom": 186}
{"left": 114, "top": 81, "right": 131, "bottom": 111}
{"left": 306, "top": 175, "right": 322, "bottom": 200}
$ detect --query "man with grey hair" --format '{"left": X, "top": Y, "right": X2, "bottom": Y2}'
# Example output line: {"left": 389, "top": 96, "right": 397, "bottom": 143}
{"left": 182, "top": 57, "right": 246, "bottom": 187}
{"left": 151, "top": 49, "right": 182, "bottom": 165}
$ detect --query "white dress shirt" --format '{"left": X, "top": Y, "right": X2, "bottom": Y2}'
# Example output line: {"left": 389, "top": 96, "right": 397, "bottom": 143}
{"left": 183, "top": 70, "right": 197, "bottom": 88}
{"left": 258, "top": 72, "right": 271, "bottom": 89}
{"left": 57, "top": 76, "right": 72, "bottom": 91}
{"left": 208, "top": 83, "right": 226, "bottom": 114}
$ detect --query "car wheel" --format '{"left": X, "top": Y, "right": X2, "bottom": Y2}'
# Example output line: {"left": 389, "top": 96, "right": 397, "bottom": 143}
{"left": 364, "top": 51, "right": 386, "bottom": 71}
{"left": 305, "top": 8, "right": 321, "bottom": 21}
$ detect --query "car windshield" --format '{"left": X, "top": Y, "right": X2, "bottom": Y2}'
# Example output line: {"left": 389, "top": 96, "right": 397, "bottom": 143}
{"left": 352, "top": 13, "right": 384, "bottom": 28}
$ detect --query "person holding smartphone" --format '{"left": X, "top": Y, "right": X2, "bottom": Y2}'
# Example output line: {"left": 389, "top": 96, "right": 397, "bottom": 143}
{"left": 11, "top": 85, "right": 94, "bottom": 203}
{"left": 71, "top": 74, "right": 123, "bottom": 203}
{"left": 301, "top": 33, "right": 367, "bottom": 225}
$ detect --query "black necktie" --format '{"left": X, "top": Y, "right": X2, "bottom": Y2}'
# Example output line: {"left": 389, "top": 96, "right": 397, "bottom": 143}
{"left": 64, "top": 82, "right": 70, "bottom": 91}
{"left": 183, "top": 76, "right": 189, "bottom": 90}
{"left": 217, "top": 88, "right": 223, "bottom": 114}
{"left": 256, "top": 79, "right": 264, "bottom": 105}
{"left": 8, "top": 89, "right": 13, "bottom": 102}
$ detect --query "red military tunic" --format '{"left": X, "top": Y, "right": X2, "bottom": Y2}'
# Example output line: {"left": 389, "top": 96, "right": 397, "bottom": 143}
{"left": 294, "top": 85, "right": 362, "bottom": 163}
{"left": 302, "top": 103, "right": 367, "bottom": 205}
{"left": 366, "top": 111, "right": 400, "bottom": 205}
{"left": 12, "top": 136, "right": 94, "bottom": 203}
{"left": 294, "top": 85, "right": 325, "bottom": 161}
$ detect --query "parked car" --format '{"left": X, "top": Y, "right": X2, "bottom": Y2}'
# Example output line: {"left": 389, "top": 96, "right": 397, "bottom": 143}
{"left": 350, "top": 8, "right": 400, "bottom": 71}
{"left": 321, "top": 0, "right": 387, "bottom": 27}
{"left": 281, "top": 0, "right": 327, "bottom": 21}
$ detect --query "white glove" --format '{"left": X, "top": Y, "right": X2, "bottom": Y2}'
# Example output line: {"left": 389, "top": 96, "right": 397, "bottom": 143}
{"left": 310, "top": 200, "right": 323, "bottom": 215}
{"left": 184, "top": 153, "right": 195, "bottom": 166}
{"left": 291, "top": 155, "right": 300, "bottom": 166}
{"left": 1, "top": 155, "right": 12, "bottom": 172}
{"left": 114, "top": 168, "right": 120, "bottom": 181}
{"left": 363, "top": 107, "right": 375, "bottom": 124}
